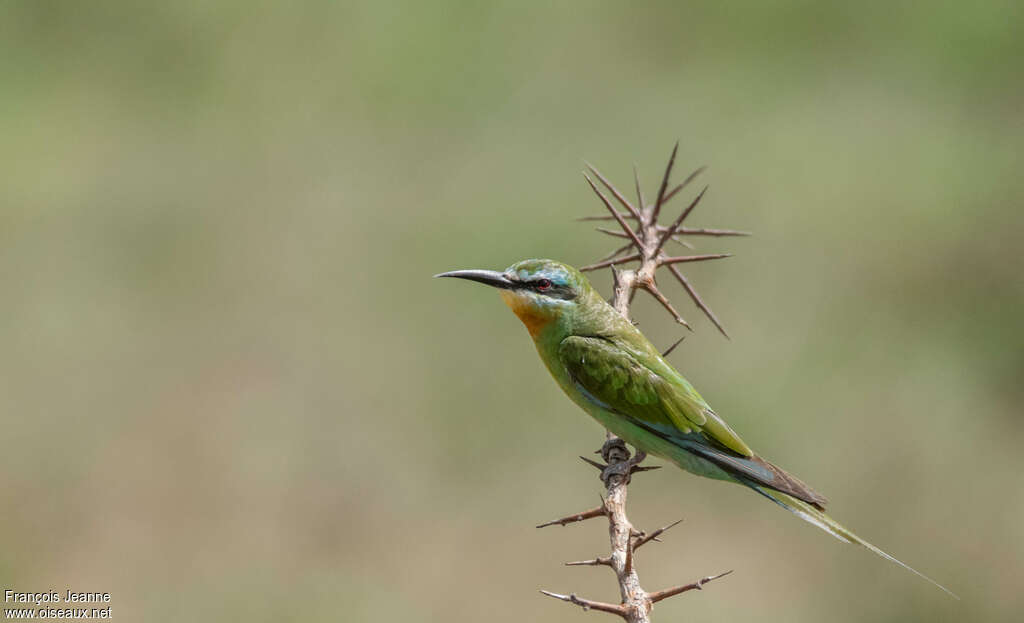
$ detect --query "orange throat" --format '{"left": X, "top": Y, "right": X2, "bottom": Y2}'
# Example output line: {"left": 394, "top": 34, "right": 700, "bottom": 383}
{"left": 499, "top": 290, "right": 552, "bottom": 338}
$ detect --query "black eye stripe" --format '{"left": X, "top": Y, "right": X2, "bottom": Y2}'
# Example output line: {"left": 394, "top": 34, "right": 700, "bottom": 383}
{"left": 539, "top": 283, "right": 577, "bottom": 300}
{"left": 512, "top": 276, "right": 577, "bottom": 300}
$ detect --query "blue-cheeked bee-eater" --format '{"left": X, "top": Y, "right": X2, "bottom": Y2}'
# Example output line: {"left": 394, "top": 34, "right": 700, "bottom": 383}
{"left": 437, "top": 258, "right": 955, "bottom": 597}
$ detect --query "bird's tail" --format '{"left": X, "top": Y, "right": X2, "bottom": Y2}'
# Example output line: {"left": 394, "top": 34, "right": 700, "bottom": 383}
{"left": 748, "top": 484, "right": 958, "bottom": 599}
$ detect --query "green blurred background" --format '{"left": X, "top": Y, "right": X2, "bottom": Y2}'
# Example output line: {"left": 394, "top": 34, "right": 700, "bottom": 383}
{"left": 1, "top": 2, "right": 1022, "bottom": 621}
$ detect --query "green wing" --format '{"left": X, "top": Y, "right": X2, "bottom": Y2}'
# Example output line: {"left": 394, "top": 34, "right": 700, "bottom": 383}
{"left": 558, "top": 335, "right": 753, "bottom": 457}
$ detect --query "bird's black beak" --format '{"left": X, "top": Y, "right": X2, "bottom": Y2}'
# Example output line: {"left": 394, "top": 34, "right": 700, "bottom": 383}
{"left": 434, "top": 269, "right": 515, "bottom": 289}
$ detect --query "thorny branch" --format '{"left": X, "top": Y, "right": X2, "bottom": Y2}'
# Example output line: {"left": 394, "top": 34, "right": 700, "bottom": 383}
{"left": 578, "top": 143, "right": 748, "bottom": 339}
{"left": 537, "top": 144, "right": 743, "bottom": 621}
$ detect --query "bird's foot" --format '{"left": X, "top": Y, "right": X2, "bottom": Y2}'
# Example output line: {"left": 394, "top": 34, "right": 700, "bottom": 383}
{"left": 599, "top": 436, "right": 631, "bottom": 464}
{"left": 585, "top": 438, "right": 661, "bottom": 486}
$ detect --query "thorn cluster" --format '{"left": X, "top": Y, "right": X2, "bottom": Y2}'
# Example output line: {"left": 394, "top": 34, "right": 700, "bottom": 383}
{"left": 578, "top": 143, "right": 750, "bottom": 341}
{"left": 537, "top": 438, "right": 731, "bottom": 621}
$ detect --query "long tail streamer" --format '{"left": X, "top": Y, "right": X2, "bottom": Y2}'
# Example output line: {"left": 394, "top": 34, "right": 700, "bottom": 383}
{"left": 749, "top": 484, "right": 959, "bottom": 599}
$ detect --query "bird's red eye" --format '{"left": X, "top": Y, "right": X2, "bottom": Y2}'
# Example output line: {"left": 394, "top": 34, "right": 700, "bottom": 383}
{"left": 536, "top": 279, "right": 552, "bottom": 291}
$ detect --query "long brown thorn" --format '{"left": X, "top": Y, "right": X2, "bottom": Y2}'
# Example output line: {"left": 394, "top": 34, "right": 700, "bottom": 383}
{"left": 536, "top": 506, "right": 606, "bottom": 529}
{"left": 661, "top": 336, "right": 685, "bottom": 358}
{"left": 583, "top": 173, "right": 645, "bottom": 250}
{"left": 586, "top": 162, "right": 642, "bottom": 220}
{"left": 659, "top": 253, "right": 732, "bottom": 265}
{"left": 651, "top": 142, "right": 679, "bottom": 225}
{"left": 667, "top": 264, "right": 730, "bottom": 339}
{"left": 656, "top": 186, "right": 708, "bottom": 253}
{"left": 647, "top": 570, "right": 733, "bottom": 603}
{"left": 643, "top": 282, "right": 692, "bottom": 330}
{"left": 633, "top": 164, "right": 645, "bottom": 211}
{"left": 539, "top": 591, "right": 626, "bottom": 617}
{"left": 678, "top": 227, "right": 751, "bottom": 236}
{"left": 661, "top": 165, "right": 706, "bottom": 206}
{"left": 580, "top": 253, "right": 642, "bottom": 272}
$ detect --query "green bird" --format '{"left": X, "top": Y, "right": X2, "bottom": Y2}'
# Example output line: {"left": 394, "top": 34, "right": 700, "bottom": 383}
{"left": 437, "top": 258, "right": 954, "bottom": 597}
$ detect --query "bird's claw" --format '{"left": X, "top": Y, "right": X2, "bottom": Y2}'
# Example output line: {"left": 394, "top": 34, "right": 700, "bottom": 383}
{"left": 593, "top": 439, "right": 657, "bottom": 486}
{"left": 599, "top": 437, "right": 630, "bottom": 464}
